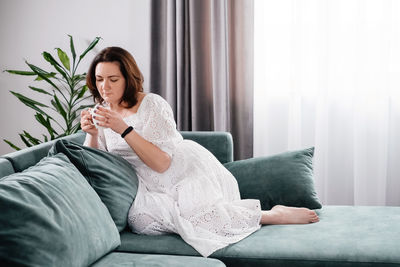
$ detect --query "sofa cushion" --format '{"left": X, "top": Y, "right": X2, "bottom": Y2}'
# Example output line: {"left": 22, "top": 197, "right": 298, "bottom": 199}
{"left": 117, "top": 206, "right": 400, "bottom": 266}
{"left": 91, "top": 252, "right": 226, "bottom": 267}
{"left": 49, "top": 139, "right": 138, "bottom": 231}
{"left": 0, "top": 158, "right": 14, "bottom": 178}
{"left": 181, "top": 131, "right": 233, "bottom": 164}
{"left": 0, "top": 153, "right": 120, "bottom": 267}
{"left": 224, "top": 147, "right": 321, "bottom": 210}
{"left": 3, "top": 131, "right": 86, "bottom": 172}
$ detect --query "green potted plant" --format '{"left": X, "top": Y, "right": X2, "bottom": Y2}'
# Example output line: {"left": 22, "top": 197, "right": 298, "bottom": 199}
{"left": 3, "top": 35, "right": 101, "bottom": 150}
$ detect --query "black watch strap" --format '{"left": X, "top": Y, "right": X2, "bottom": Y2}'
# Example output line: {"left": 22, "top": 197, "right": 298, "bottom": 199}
{"left": 121, "top": 126, "right": 134, "bottom": 138}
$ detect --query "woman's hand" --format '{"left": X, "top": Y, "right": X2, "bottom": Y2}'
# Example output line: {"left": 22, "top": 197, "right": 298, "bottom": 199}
{"left": 93, "top": 106, "right": 128, "bottom": 134}
{"left": 80, "top": 109, "right": 98, "bottom": 136}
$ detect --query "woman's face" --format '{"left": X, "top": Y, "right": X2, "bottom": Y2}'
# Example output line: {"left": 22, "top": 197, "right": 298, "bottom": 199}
{"left": 95, "top": 61, "right": 126, "bottom": 105}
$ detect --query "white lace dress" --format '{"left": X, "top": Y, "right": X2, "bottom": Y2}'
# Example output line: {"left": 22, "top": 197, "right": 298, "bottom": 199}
{"left": 84, "top": 93, "right": 261, "bottom": 257}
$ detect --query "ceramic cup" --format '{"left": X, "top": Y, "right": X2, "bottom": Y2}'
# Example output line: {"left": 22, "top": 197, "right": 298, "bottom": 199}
{"left": 90, "top": 103, "right": 109, "bottom": 129}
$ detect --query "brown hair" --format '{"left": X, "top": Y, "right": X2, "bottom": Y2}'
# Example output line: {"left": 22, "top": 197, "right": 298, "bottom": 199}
{"left": 86, "top": 46, "right": 144, "bottom": 107}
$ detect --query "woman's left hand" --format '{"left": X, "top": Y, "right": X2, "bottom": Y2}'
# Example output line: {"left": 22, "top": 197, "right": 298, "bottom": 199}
{"left": 93, "top": 106, "right": 128, "bottom": 134}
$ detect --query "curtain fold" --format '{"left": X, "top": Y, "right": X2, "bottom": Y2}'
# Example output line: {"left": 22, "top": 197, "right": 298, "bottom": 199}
{"left": 149, "top": 0, "right": 254, "bottom": 159}
{"left": 254, "top": 0, "right": 400, "bottom": 206}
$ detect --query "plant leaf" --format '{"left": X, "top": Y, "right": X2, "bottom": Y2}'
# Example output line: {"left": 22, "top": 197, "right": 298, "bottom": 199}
{"left": 70, "top": 122, "right": 81, "bottom": 133}
{"left": 34, "top": 72, "right": 57, "bottom": 81}
{"left": 34, "top": 113, "right": 56, "bottom": 139}
{"left": 19, "top": 133, "right": 32, "bottom": 147}
{"left": 11, "top": 91, "right": 48, "bottom": 108}
{"left": 47, "top": 116, "right": 58, "bottom": 135}
{"left": 51, "top": 95, "right": 67, "bottom": 120}
{"left": 79, "top": 37, "right": 101, "bottom": 60}
{"left": 56, "top": 48, "right": 70, "bottom": 71}
{"left": 10, "top": 91, "right": 53, "bottom": 119}
{"left": 71, "top": 74, "right": 86, "bottom": 87}
{"left": 22, "top": 131, "right": 41, "bottom": 145}
{"left": 26, "top": 61, "right": 60, "bottom": 90}
{"left": 76, "top": 104, "right": 95, "bottom": 111}
{"left": 68, "top": 35, "right": 76, "bottom": 66}
{"left": 3, "top": 139, "right": 21, "bottom": 151}
{"left": 29, "top": 86, "right": 52, "bottom": 95}
{"left": 42, "top": 52, "right": 70, "bottom": 82}
{"left": 76, "top": 85, "right": 88, "bottom": 99}
{"left": 5, "top": 70, "right": 36, "bottom": 76}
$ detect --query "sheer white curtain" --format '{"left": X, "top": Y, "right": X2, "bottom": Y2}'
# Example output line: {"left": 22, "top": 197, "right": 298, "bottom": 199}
{"left": 254, "top": 0, "right": 400, "bottom": 206}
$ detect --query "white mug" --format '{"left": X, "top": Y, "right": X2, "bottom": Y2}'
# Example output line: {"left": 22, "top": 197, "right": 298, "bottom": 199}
{"left": 90, "top": 103, "right": 109, "bottom": 129}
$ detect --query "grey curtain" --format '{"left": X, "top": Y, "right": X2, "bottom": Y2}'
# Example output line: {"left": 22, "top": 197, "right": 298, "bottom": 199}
{"left": 149, "top": 0, "right": 254, "bottom": 160}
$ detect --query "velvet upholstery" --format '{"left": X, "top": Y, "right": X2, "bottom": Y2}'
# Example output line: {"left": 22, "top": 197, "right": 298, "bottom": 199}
{"left": 0, "top": 158, "right": 14, "bottom": 178}
{"left": 3, "top": 131, "right": 86, "bottom": 172}
{"left": 117, "top": 206, "right": 400, "bottom": 266}
{"left": 181, "top": 131, "right": 233, "bottom": 163}
{"left": 0, "top": 154, "right": 120, "bottom": 267}
{"left": 49, "top": 140, "right": 139, "bottom": 232}
{"left": 1, "top": 131, "right": 399, "bottom": 267}
{"left": 224, "top": 147, "right": 321, "bottom": 210}
{"left": 91, "top": 252, "right": 226, "bottom": 267}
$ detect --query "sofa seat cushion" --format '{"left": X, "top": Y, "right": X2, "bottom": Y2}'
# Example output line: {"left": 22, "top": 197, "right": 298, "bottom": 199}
{"left": 0, "top": 153, "right": 120, "bottom": 267}
{"left": 91, "top": 252, "right": 226, "bottom": 267}
{"left": 117, "top": 206, "right": 400, "bottom": 266}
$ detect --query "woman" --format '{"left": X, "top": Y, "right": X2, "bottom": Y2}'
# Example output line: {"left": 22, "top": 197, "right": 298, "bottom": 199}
{"left": 80, "top": 47, "right": 319, "bottom": 257}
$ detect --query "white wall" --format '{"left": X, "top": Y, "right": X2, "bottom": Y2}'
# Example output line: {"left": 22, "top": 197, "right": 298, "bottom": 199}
{"left": 0, "top": 0, "right": 151, "bottom": 155}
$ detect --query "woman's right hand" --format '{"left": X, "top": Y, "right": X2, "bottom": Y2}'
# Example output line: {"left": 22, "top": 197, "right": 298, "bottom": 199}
{"left": 80, "top": 109, "right": 98, "bottom": 136}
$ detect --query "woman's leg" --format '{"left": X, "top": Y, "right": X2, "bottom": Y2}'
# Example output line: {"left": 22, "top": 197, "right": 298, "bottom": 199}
{"left": 260, "top": 205, "right": 319, "bottom": 225}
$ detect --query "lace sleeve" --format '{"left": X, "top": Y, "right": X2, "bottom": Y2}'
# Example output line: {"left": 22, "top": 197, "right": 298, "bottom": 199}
{"left": 141, "top": 94, "right": 182, "bottom": 156}
{"left": 82, "top": 128, "right": 108, "bottom": 151}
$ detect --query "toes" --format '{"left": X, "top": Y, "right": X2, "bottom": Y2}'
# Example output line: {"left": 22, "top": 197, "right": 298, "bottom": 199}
{"left": 310, "top": 215, "right": 319, "bottom": 223}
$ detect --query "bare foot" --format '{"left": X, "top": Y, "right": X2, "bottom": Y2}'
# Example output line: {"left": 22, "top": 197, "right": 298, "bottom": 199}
{"left": 260, "top": 205, "right": 319, "bottom": 225}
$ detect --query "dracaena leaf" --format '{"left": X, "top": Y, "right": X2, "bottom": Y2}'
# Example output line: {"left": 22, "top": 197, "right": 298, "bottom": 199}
{"left": 35, "top": 113, "right": 56, "bottom": 139}
{"left": 5, "top": 70, "right": 36, "bottom": 76}
{"left": 68, "top": 35, "right": 76, "bottom": 64}
{"left": 77, "top": 85, "right": 88, "bottom": 99}
{"left": 29, "top": 86, "right": 52, "bottom": 95}
{"left": 11, "top": 91, "right": 48, "bottom": 107}
{"left": 56, "top": 48, "right": 70, "bottom": 71}
{"left": 22, "top": 131, "right": 41, "bottom": 145}
{"left": 3, "top": 139, "right": 21, "bottom": 151}
{"left": 34, "top": 72, "right": 57, "bottom": 81}
{"left": 26, "top": 61, "right": 60, "bottom": 90}
{"left": 52, "top": 95, "right": 67, "bottom": 120}
{"left": 42, "top": 52, "right": 70, "bottom": 82}
{"left": 79, "top": 37, "right": 101, "bottom": 60}
{"left": 11, "top": 91, "right": 53, "bottom": 119}
{"left": 70, "top": 122, "right": 81, "bottom": 133}
{"left": 19, "top": 133, "right": 32, "bottom": 147}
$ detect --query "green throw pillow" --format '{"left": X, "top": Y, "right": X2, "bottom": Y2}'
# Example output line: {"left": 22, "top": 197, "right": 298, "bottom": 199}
{"left": 224, "top": 147, "right": 322, "bottom": 210}
{"left": 0, "top": 153, "right": 120, "bottom": 267}
{"left": 49, "top": 139, "right": 139, "bottom": 231}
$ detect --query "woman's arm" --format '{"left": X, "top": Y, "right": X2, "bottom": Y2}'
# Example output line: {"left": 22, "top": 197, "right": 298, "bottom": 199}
{"left": 123, "top": 129, "right": 171, "bottom": 173}
{"left": 80, "top": 109, "right": 100, "bottom": 149}
{"left": 94, "top": 106, "right": 172, "bottom": 173}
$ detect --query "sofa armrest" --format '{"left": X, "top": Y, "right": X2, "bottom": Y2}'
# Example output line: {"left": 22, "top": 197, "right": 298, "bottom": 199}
{"left": 0, "top": 158, "right": 14, "bottom": 178}
{"left": 180, "top": 131, "right": 233, "bottom": 164}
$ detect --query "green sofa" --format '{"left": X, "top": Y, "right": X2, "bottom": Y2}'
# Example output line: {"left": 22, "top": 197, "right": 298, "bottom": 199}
{"left": 1, "top": 131, "right": 399, "bottom": 267}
